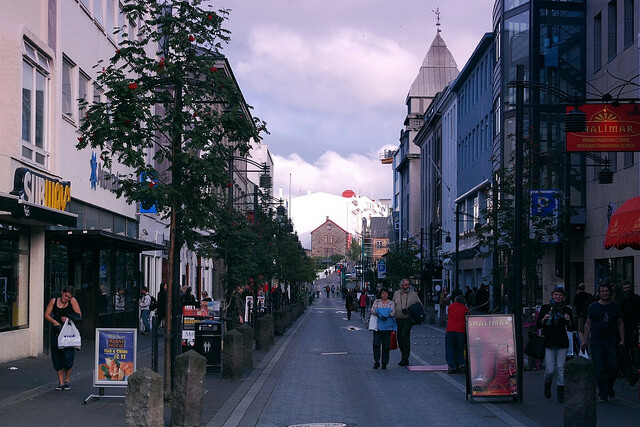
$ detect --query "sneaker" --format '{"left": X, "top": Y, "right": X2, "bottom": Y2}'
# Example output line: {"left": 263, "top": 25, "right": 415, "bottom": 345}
{"left": 63, "top": 382, "right": 70, "bottom": 391}
{"left": 55, "top": 384, "right": 64, "bottom": 391}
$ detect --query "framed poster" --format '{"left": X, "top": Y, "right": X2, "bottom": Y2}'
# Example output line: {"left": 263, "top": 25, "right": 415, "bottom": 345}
{"left": 93, "top": 328, "right": 137, "bottom": 387}
{"left": 466, "top": 315, "right": 518, "bottom": 398}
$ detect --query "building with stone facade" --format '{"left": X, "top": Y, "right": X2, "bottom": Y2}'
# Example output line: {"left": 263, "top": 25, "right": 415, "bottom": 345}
{"left": 310, "top": 217, "right": 349, "bottom": 259}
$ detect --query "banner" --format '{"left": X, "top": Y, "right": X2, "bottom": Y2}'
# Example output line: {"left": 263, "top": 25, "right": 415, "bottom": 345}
{"left": 566, "top": 104, "right": 640, "bottom": 152}
{"left": 94, "top": 328, "right": 137, "bottom": 387}
{"left": 466, "top": 315, "right": 518, "bottom": 397}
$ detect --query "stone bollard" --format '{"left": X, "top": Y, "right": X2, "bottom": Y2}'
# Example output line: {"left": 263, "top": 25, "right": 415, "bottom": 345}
{"left": 564, "top": 356, "right": 596, "bottom": 427}
{"left": 439, "top": 304, "right": 447, "bottom": 327}
{"left": 125, "top": 367, "right": 163, "bottom": 427}
{"left": 255, "top": 314, "right": 274, "bottom": 351}
{"left": 171, "top": 350, "right": 206, "bottom": 427}
{"left": 283, "top": 306, "right": 292, "bottom": 327}
{"left": 223, "top": 329, "right": 244, "bottom": 379}
{"left": 274, "top": 309, "right": 286, "bottom": 335}
{"left": 236, "top": 323, "right": 254, "bottom": 370}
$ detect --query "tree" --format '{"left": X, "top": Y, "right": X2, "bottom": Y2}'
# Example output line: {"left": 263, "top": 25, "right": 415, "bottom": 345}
{"left": 76, "top": 0, "right": 265, "bottom": 399}
{"left": 383, "top": 243, "right": 420, "bottom": 290}
{"left": 347, "top": 240, "right": 362, "bottom": 263}
{"left": 476, "top": 143, "right": 561, "bottom": 313}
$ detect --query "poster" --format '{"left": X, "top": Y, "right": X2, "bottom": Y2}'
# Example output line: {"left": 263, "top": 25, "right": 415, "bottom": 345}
{"left": 94, "top": 328, "right": 137, "bottom": 387}
{"left": 466, "top": 315, "right": 518, "bottom": 397}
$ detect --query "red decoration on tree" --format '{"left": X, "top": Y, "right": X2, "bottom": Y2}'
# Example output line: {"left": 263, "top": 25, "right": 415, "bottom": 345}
{"left": 124, "top": 118, "right": 131, "bottom": 124}
{"left": 77, "top": 136, "right": 84, "bottom": 142}
{"left": 189, "top": 35, "right": 195, "bottom": 42}
{"left": 128, "top": 82, "right": 138, "bottom": 90}
{"left": 208, "top": 14, "right": 213, "bottom": 20}
{"left": 158, "top": 57, "right": 166, "bottom": 68}
{"left": 226, "top": 182, "right": 232, "bottom": 188}
{"left": 148, "top": 181, "right": 156, "bottom": 189}
{"left": 210, "top": 66, "right": 218, "bottom": 73}
{"left": 192, "top": 112, "right": 198, "bottom": 117}
{"left": 116, "top": 49, "right": 120, "bottom": 54}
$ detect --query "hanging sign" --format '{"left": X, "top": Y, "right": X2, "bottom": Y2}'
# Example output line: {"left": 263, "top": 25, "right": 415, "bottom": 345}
{"left": 566, "top": 104, "right": 640, "bottom": 152}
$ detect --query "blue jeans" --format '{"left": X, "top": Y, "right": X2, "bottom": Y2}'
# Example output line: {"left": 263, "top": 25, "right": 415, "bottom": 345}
{"left": 141, "top": 309, "right": 150, "bottom": 333}
{"left": 445, "top": 331, "right": 466, "bottom": 370}
{"left": 590, "top": 343, "right": 618, "bottom": 396}
{"left": 544, "top": 346, "right": 568, "bottom": 386}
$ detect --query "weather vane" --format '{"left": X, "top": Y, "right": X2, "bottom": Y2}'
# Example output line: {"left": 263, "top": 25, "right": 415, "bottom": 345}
{"left": 432, "top": 7, "right": 441, "bottom": 33}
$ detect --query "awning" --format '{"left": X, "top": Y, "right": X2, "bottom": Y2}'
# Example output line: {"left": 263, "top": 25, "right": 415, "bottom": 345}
{"left": 0, "top": 192, "right": 77, "bottom": 227}
{"left": 48, "top": 229, "right": 166, "bottom": 252}
{"left": 604, "top": 196, "right": 640, "bottom": 250}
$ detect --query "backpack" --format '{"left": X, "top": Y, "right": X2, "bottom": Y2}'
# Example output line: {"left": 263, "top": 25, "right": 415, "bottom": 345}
{"left": 149, "top": 295, "right": 157, "bottom": 311}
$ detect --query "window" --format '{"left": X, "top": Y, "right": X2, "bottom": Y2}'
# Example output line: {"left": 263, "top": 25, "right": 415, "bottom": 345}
{"left": 93, "top": 83, "right": 103, "bottom": 104}
{"left": 0, "top": 224, "right": 30, "bottom": 332}
{"left": 324, "top": 235, "right": 328, "bottom": 243}
{"left": 94, "top": 0, "right": 104, "bottom": 27}
{"left": 22, "top": 41, "right": 50, "bottom": 167}
{"left": 594, "top": 13, "right": 602, "bottom": 71}
{"left": 78, "top": 71, "right": 90, "bottom": 123}
{"left": 62, "top": 57, "right": 74, "bottom": 119}
{"left": 118, "top": 2, "right": 126, "bottom": 42}
{"left": 106, "top": 0, "right": 115, "bottom": 37}
{"left": 624, "top": 0, "right": 635, "bottom": 48}
{"left": 624, "top": 152, "right": 634, "bottom": 168}
{"left": 608, "top": 1, "right": 618, "bottom": 61}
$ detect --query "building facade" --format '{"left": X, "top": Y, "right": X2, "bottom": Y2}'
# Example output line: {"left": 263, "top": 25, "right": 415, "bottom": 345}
{"left": 310, "top": 217, "right": 349, "bottom": 259}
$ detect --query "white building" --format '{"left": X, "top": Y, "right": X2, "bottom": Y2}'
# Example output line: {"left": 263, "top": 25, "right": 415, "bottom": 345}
{"left": 290, "top": 191, "right": 389, "bottom": 250}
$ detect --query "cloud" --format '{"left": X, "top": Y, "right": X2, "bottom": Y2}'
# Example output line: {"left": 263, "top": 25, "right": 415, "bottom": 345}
{"left": 272, "top": 145, "right": 396, "bottom": 200}
{"left": 235, "top": 25, "right": 417, "bottom": 114}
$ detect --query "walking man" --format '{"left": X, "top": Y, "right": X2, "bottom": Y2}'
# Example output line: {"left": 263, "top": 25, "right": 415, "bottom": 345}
{"left": 582, "top": 282, "right": 624, "bottom": 402}
{"left": 139, "top": 286, "right": 151, "bottom": 335}
{"left": 392, "top": 278, "right": 421, "bottom": 366}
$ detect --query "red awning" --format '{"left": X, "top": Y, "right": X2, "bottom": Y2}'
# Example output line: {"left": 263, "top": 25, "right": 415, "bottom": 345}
{"left": 604, "top": 197, "right": 640, "bottom": 250}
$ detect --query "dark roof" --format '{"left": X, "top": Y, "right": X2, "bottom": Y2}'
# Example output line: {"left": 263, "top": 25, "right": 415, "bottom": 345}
{"left": 370, "top": 217, "right": 389, "bottom": 239}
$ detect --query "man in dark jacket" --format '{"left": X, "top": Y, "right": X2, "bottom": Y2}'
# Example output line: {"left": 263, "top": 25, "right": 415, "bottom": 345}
{"left": 476, "top": 284, "right": 490, "bottom": 314}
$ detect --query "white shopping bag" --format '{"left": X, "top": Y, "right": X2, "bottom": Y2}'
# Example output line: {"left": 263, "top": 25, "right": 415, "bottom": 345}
{"left": 367, "top": 314, "right": 378, "bottom": 331}
{"left": 57, "top": 319, "right": 81, "bottom": 349}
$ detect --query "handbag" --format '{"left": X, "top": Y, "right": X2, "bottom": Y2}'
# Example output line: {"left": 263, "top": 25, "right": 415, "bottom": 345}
{"left": 57, "top": 319, "right": 81, "bottom": 349}
{"left": 390, "top": 330, "right": 398, "bottom": 350}
{"left": 367, "top": 314, "right": 378, "bottom": 331}
{"left": 524, "top": 331, "right": 545, "bottom": 359}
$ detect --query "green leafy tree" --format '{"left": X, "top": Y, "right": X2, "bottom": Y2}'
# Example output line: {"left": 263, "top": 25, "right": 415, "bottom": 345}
{"left": 76, "top": 0, "right": 265, "bottom": 398}
{"left": 347, "top": 240, "right": 362, "bottom": 263}
{"left": 476, "top": 144, "right": 562, "bottom": 312}
{"left": 383, "top": 243, "right": 420, "bottom": 290}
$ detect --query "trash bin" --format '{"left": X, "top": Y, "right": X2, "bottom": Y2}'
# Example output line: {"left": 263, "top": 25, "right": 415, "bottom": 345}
{"left": 195, "top": 320, "right": 222, "bottom": 372}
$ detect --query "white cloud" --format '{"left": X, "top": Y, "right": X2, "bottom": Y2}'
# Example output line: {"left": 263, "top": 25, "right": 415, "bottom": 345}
{"left": 272, "top": 146, "right": 395, "bottom": 200}
{"left": 236, "top": 25, "right": 417, "bottom": 114}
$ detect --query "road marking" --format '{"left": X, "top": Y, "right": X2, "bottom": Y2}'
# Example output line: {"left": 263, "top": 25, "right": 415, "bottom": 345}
{"left": 410, "top": 345, "right": 530, "bottom": 427}
{"left": 320, "top": 352, "right": 348, "bottom": 356}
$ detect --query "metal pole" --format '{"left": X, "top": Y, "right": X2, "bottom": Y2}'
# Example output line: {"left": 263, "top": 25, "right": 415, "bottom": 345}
{"left": 420, "top": 227, "right": 426, "bottom": 303}
{"left": 564, "top": 151, "right": 571, "bottom": 303}
{"left": 455, "top": 205, "right": 460, "bottom": 292}
{"left": 514, "top": 64, "right": 524, "bottom": 403}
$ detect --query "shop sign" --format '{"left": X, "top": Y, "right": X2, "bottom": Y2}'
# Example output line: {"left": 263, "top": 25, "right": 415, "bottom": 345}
{"left": 466, "top": 315, "right": 518, "bottom": 398}
{"left": 89, "top": 152, "right": 121, "bottom": 193}
{"left": 93, "top": 328, "right": 137, "bottom": 387}
{"left": 566, "top": 104, "right": 640, "bottom": 151}
{"left": 12, "top": 167, "right": 71, "bottom": 212}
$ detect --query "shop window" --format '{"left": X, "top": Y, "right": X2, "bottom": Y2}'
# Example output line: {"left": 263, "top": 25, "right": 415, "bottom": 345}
{"left": 0, "top": 224, "right": 30, "bottom": 332}
{"left": 22, "top": 41, "right": 50, "bottom": 168}
{"left": 595, "top": 256, "right": 633, "bottom": 288}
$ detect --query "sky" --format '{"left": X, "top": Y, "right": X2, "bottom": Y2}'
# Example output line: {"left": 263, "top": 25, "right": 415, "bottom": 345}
{"left": 215, "top": 0, "right": 496, "bottom": 200}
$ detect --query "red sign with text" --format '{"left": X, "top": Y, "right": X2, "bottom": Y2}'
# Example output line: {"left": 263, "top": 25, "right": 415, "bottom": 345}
{"left": 566, "top": 104, "right": 640, "bottom": 152}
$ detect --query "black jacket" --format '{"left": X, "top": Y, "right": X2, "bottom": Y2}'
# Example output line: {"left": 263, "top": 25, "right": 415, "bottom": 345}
{"left": 536, "top": 304, "right": 573, "bottom": 348}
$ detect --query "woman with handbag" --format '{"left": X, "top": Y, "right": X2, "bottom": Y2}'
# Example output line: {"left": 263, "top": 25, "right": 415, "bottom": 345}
{"left": 536, "top": 286, "right": 573, "bottom": 403}
{"left": 44, "top": 286, "right": 82, "bottom": 391}
{"left": 370, "top": 289, "right": 396, "bottom": 370}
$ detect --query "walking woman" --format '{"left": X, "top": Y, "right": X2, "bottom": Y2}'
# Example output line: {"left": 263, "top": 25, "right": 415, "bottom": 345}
{"left": 44, "top": 286, "right": 82, "bottom": 391}
{"left": 371, "top": 289, "right": 396, "bottom": 369}
{"left": 345, "top": 290, "right": 355, "bottom": 320}
{"left": 536, "top": 286, "right": 573, "bottom": 403}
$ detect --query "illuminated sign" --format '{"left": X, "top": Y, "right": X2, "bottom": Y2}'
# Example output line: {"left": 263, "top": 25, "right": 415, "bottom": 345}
{"left": 566, "top": 104, "right": 640, "bottom": 152}
{"left": 12, "top": 168, "right": 71, "bottom": 212}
